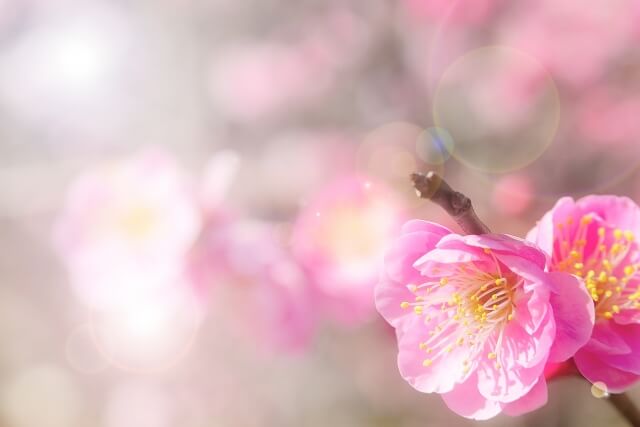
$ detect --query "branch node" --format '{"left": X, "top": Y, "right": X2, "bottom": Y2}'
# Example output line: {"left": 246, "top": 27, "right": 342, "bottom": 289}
{"left": 410, "top": 171, "right": 490, "bottom": 235}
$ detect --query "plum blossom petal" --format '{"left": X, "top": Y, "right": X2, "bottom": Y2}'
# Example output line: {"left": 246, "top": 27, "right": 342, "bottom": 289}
{"left": 574, "top": 349, "right": 640, "bottom": 393}
{"left": 492, "top": 253, "right": 549, "bottom": 288}
{"left": 583, "top": 322, "right": 631, "bottom": 355}
{"left": 397, "top": 314, "right": 473, "bottom": 394}
{"left": 441, "top": 374, "right": 502, "bottom": 420}
{"left": 526, "top": 197, "right": 574, "bottom": 256}
{"left": 576, "top": 195, "right": 640, "bottom": 232}
{"left": 375, "top": 276, "right": 419, "bottom": 329}
{"left": 457, "top": 233, "right": 547, "bottom": 269}
{"left": 601, "top": 323, "right": 640, "bottom": 374}
{"left": 386, "top": 231, "right": 448, "bottom": 284}
{"left": 546, "top": 272, "right": 595, "bottom": 362}
{"left": 476, "top": 310, "right": 554, "bottom": 403}
{"left": 401, "top": 220, "right": 452, "bottom": 236}
{"left": 512, "top": 285, "right": 549, "bottom": 334}
{"left": 502, "top": 376, "right": 548, "bottom": 417}
{"left": 413, "top": 247, "right": 486, "bottom": 271}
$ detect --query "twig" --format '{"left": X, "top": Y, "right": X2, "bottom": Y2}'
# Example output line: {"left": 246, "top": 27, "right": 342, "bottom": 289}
{"left": 609, "top": 393, "right": 640, "bottom": 427}
{"left": 410, "top": 171, "right": 490, "bottom": 235}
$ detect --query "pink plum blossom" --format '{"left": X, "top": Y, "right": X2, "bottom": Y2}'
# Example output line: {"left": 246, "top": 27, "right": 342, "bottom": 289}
{"left": 55, "top": 148, "right": 201, "bottom": 308}
{"left": 292, "top": 176, "right": 406, "bottom": 325}
{"left": 376, "top": 220, "right": 594, "bottom": 419}
{"left": 192, "top": 219, "right": 315, "bottom": 353}
{"left": 528, "top": 196, "right": 640, "bottom": 392}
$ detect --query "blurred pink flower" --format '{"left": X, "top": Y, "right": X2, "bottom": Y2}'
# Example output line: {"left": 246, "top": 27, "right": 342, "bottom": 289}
{"left": 376, "top": 221, "right": 593, "bottom": 419}
{"left": 193, "top": 219, "right": 315, "bottom": 353}
{"left": 208, "top": 42, "right": 328, "bottom": 121}
{"left": 198, "top": 149, "right": 240, "bottom": 215}
{"left": 55, "top": 148, "right": 201, "bottom": 308}
{"left": 499, "top": 0, "right": 637, "bottom": 88}
{"left": 207, "top": 7, "right": 371, "bottom": 121}
{"left": 403, "top": 0, "right": 500, "bottom": 26}
{"left": 528, "top": 196, "right": 640, "bottom": 392}
{"left": 575, "top": 86, "right": 640, "bottom": 146}
{"left": 492, "top": 174, "right": 534, "bottom": 217}
{"left": 291, "top": 176, "right": 406, "bottom": 325}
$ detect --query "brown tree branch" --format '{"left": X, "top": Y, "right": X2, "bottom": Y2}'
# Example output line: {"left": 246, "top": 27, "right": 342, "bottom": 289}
{"left": 609, "top": 393, "right": 640, "bottom": 427}
{"left": 410, "top": 171, "right": 490, "bottom": 235}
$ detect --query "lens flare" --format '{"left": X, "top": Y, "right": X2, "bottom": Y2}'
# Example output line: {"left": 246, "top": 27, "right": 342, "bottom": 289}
{"left": 357, "top": 121, "right": 446, "bottom": 207}
{"left": 416, "top": 127, "right": 455, "bottom": 166}
{"left": 433, "top": 46, "right": 560, "bottom": 173}
{"left": 65, "top": 324, "right": 109, "bottom": 374}
{"left": 590, "top": 381, "right": 609, "bottom": 399}
{"left": 0, "top": 2, "right": 132, "bottom": 124}
{"left": 90, "top": 286, "right": 202, "bottom": 372}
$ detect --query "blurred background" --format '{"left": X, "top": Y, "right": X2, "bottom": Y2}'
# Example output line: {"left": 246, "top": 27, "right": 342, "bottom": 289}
{"left": 1, "top": 0, "right": 640, "bottom": 426}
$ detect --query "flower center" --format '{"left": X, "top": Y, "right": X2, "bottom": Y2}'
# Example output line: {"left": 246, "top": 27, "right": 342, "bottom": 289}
{"left": 400, "top": 249, "right": 518, "bottom": 371}
{"left": 117, "top": 204, "right": 157, "bottom": 239}
{"left": 553, "top": 214, "right": 640, "bottom": 320}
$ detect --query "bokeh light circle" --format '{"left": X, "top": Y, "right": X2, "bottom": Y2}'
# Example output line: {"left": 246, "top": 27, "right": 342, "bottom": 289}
{"left": 357, "top": 121, "right": 446, "bottom": 207}
{"left": 433, "top": 46, "right": 560, "bottom": 173}
{"left": 89, "top": 286, "right": 202, "bottom": 373}
{"left": 590, "top": 381, "right": 609, "bottom": 399}
{"left": 65, "top": 324, "right": 109, "bottom": 374}
{"left": 416, "top": 127, "right": 455, "bottom": 166}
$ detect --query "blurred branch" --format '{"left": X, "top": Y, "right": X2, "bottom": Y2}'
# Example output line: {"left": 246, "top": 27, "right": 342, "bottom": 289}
{"left": 609, "top": 393, "right": 640, "bottom": 427}
{"left": 547, "top": 364, "right": 640, "bottom": 427}
{"left": 410, "top": 171, "right": 490, "bottom": 235}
